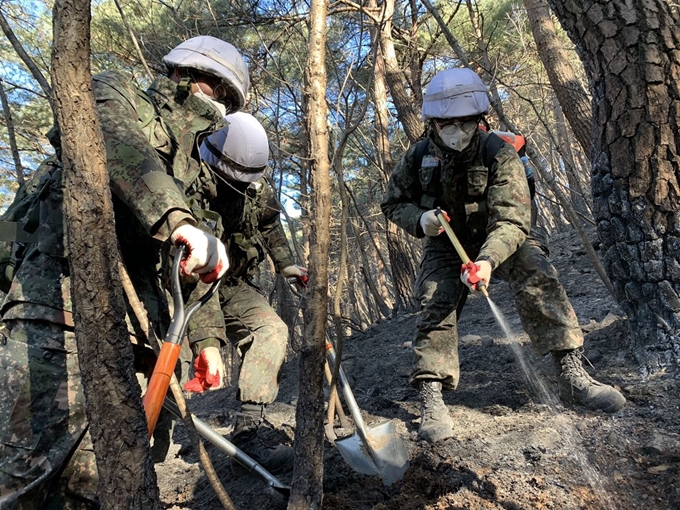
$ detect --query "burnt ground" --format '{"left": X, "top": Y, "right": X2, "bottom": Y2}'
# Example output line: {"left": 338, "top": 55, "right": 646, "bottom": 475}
{"left": 156, "top": 227, "right": 680, "bottom": 510}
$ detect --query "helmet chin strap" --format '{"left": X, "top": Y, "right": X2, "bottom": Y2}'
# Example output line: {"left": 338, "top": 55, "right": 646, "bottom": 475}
{"left": 178, "top": 76, "right": 192, "bottom": 93}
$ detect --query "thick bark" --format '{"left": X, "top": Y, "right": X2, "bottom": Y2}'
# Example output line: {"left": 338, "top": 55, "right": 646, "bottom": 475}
{"left": 550, "top": 0, "right": 680, "bottom": 373}
{"left": 51, "top": 0, "right": 160, "bottom": 508}
{"left": 524, "top": 0, "right": 593, "bottom": 157}
{"left": 0, "top": 78, "right": 24, "bottom": 185}
{"left": 288, "top": 0, "right": 330, "bottom": 506}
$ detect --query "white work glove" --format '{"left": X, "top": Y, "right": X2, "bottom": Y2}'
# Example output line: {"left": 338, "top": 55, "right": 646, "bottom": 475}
{"left": 184, "top": 346, "right": 225, "bottom": 393}
{"left": 419, "top": 209, "right": 445, "bottom": 236}
{"left": 281, "top": 265, "right": 309, "bottom": 287}
{"left": 170, "top": 224, "right": 229, "bottom": 283}
{"left": 460, "top": 260, "right": 493, "bottom": 292}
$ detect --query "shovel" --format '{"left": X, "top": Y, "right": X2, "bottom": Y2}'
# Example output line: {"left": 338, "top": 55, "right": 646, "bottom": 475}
{"left": 162, "top": 399, "right": 290, "bottom": 497}
{"left": 325, "top": 339, "right": 409, "bottom": 486}
{"left": 143, "top": 245, "right": 221, "bottom": 436}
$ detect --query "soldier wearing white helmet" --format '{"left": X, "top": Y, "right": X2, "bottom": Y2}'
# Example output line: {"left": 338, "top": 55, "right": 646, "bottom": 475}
{"left": 421, "top": 67, "right": 490, "bottom": 152}
{"left": 179, "top": 112, "right": 303, "bottom": 473}
{"left": 164, "top": 35, "right": 250, "bottom": 117}
{"left": 382, "top": 67, "right": 625, "bottom": 444}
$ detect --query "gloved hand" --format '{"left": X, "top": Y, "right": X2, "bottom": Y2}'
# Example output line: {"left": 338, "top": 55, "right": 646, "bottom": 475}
{"left": 281, "top": 265, "right": 309, "bottom": 287}
{"left": 419, "top": 209, "right": 449, "bottom": 236}
{"left": 184, "top": 346, "right": 225, "bottom": 393}
{"left": 460, "top": 260, "right": 492, "bottom": 292}
{"left": 170, "top": 224, "right": 229, "bottom": 283}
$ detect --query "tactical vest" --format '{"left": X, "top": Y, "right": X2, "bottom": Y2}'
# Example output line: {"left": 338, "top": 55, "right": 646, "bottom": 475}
{"left": 225, "top": 181, "right": 269, "bottom": 280}
{"left": 413, "top": 132, "right": 534, "bottom": 240}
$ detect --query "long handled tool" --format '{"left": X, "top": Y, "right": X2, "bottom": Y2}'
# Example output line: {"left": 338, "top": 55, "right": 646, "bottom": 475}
{"left": 435, "top": 207, "right": 489, "bottom": 298}
{"left": 162, "top": 399, "right": 290, "bottom": 497}
{"left": 143, "top": 245, "right": 221, "bottom": 436}
{"left": 325, "top": 339, "right": 409, "bottom": 486}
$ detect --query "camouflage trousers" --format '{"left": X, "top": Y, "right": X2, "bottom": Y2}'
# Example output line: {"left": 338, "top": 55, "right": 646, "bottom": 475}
{"left": 221, "top": 279, "right": 289, "bottom": 404}
{"left": 0, "top": 319, "right": 179, "bottom": 509}
{"left": 411, "top": 235, "right": 583, "bottom": 391}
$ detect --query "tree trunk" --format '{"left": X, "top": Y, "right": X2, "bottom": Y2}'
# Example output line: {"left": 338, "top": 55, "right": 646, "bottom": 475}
{"left": 524, "top": 0, "right": 593, "bottom": 157}
{"left": 551, "top": 95, "right": 592, "bottom": 216}
{"left": 369, "top": 23, "right": 417, "bottom": 311}
{"left": 378, "top": 0, "right": 423, "bottom": 143}
{"left": 288, "top": 0, "right": 330, "bottom": 506}
{"left": 550, "top": 0, "right": 680, "bottom": 373}
{"left": 51, "top": 0, "right": 160, "bottom": 508}
{"left": 0, "top": 78, "right": 24, "bottom": 185}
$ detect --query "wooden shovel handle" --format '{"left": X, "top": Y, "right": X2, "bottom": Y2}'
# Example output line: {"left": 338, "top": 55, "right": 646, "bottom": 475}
{"left": 142, "top": 342, "right": 182, "bottom": 438}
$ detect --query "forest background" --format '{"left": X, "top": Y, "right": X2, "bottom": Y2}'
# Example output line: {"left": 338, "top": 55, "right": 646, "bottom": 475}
{"left": 0, "top": 0, "right": 679, "bottom": 508}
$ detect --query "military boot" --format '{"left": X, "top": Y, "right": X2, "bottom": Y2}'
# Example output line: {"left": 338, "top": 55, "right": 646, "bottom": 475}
{"left": 418, "top": 380, "right": 454, "bottom": 443}
{"left": 231, "top": 403, "right": 294, "bottom": 474}
{"left": 553, "top": 349, "right": 626, "bottom": 413}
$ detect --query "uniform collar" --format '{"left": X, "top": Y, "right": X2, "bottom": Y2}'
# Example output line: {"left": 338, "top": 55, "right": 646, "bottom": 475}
{"left": 146, "top": 75, "right": 223, "bottom": 125}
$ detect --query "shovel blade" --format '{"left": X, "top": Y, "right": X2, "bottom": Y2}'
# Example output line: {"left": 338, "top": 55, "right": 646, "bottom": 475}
{"left": 335, "top": 420, "right": 409, "bottom": 486}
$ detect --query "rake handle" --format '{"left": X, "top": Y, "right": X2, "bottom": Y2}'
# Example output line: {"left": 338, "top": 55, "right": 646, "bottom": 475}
{"left": 435, "top": 207, "right": 489, "bottom": 298}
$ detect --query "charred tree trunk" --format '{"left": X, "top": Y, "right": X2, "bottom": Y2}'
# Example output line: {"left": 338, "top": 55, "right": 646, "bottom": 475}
{"left": 51, "top": 0, "right": 160, "bottom": 508}
{"left": 288, "top": 0, "right": 330, "bottom": 506}
{"left": 550, "top": 0, "right": 680, "bottom": 373}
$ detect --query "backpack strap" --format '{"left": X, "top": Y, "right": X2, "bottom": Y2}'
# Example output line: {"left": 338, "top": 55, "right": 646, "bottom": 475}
{"left": 413, "top": 138, "right": 431, "bottom": 170}
{"left": 0, "top": 221, "right": 39, "bottom": 243}
{"left": 482, "top": 132, "right": 535, "bottom": 199}
{"left": 481, "top": 132, "right": 505, "bottom": 168}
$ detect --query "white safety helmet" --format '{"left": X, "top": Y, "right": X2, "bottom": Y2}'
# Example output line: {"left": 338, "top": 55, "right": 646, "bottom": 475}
{"left": 200, "top": 112, "right": 269, "bottom": 183}
{"left": 163, "top": 36, "right": 250, "bottom": 112}
{"left": 421, "top": 68, "right": 490, "bottom": 120}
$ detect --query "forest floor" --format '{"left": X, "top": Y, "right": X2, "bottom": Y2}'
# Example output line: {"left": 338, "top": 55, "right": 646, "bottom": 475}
{"left": 156, "top": 227, "right": 680, "bottom": 510}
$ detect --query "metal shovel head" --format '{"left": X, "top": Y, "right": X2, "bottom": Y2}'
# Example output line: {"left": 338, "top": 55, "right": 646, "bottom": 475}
{"left": 335, "top": 419, "right": 409, "bottom": 486}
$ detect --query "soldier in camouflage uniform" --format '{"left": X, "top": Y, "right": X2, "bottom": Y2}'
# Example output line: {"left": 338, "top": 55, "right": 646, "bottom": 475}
{"left": 0, "top": 36, "right": 249, "bottom": 509}
{"left": 381, "top": 68, "right": 625, "bottom": 444}
{"left": 193, "top": 112, "right": 305, "bottom": 474}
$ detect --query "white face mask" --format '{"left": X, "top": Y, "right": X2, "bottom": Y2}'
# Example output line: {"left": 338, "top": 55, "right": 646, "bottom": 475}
{"left": 438, "top": 120, "right": 478, "bottom": 151}
{"left": 193, "top": 88, "right": 227, "bottom": 118}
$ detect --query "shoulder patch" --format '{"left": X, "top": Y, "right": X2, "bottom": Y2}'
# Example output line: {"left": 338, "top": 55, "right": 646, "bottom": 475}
{"left": 421, "top": 155, "right": 440, "bottom": 168}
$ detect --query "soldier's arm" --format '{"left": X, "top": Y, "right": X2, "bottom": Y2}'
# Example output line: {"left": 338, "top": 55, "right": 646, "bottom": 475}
{"left": 477, "top": 143, "right": 532, "bottom": 269}
{"left": 92, "top": 73, "right": 196, "bottom": 242}
{"left": 380, "top": 147, "right": 428, "bottom": 238}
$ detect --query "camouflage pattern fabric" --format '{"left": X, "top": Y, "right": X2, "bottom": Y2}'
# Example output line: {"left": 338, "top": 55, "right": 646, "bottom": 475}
{"left": 219, "top": 279, "right": 289, "bottom": 404}
{"left": 381, "top": 128, "right": 584, "bottom": 390}
{"left": 187, "top": 175, "right": 294, "bottom": 404}
{"left": 0, "top": 320, "right": 88, "bottom": 509}
{"left": 0, "top": 70, "right": 225, "bottom": 508}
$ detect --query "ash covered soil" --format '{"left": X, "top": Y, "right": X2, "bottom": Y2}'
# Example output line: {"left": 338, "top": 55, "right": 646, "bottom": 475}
{"left": 157, "top": 228, "right": 680, "bottom": 510}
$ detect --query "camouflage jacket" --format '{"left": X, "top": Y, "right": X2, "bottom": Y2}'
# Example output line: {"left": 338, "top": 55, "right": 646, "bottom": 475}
{"left": 3, "top": 71, "right": 226, "bottom": 345}
{"left": 185, "top": 171, "right": 295, "bottom": 283}
{"left": 381, "top": 130, "right": 531, "bottom": 269}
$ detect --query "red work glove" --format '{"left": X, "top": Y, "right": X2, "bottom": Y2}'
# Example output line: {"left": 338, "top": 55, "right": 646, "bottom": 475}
{"left": 460, "top": 260, "right": 492, "bottom": 292}
{"left": 281, "top": 265, "right": 309, "bottom": 288}
{"left": 184, "top": 346, "right": 225, "bottom": 393}
{"left": 170, "top": 224, "right": 229, "bottom": 283}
